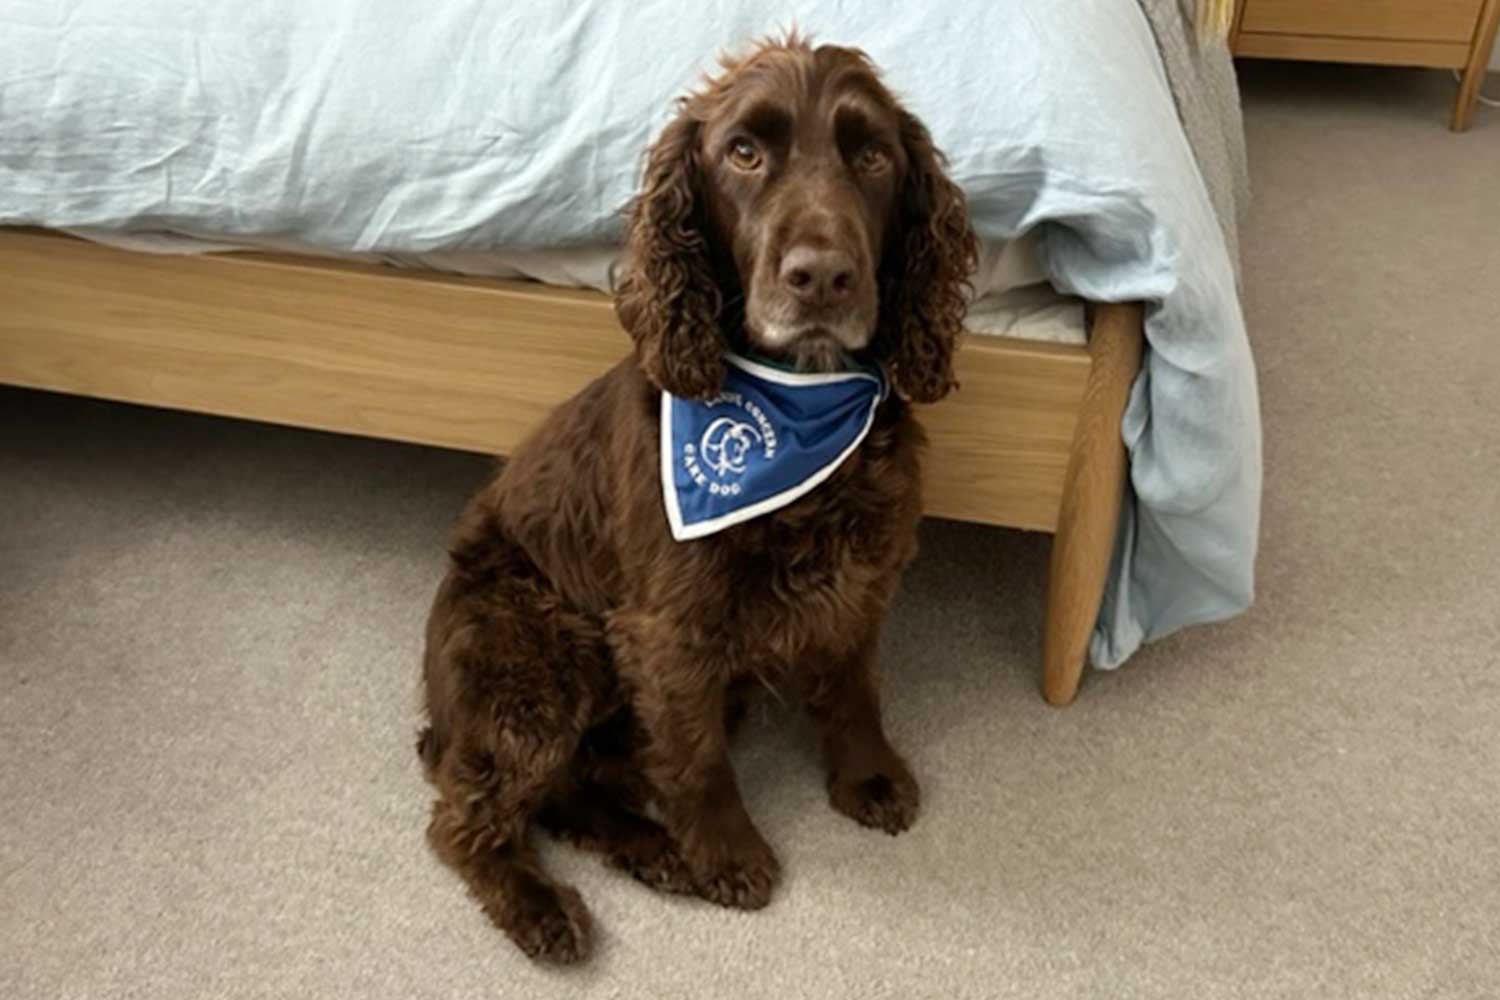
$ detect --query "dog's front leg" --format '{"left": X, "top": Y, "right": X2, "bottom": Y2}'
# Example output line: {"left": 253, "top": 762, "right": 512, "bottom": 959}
{"left": 803, "top": 629, "right": 920, "bottom": 835}
{"left": 617, "top": 636, "right": 780, "bottom": 909}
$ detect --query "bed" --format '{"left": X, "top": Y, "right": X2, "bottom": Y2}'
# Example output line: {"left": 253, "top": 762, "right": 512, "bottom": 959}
{"left": 0, "top": 0, "right": 1260, "bottom": 703}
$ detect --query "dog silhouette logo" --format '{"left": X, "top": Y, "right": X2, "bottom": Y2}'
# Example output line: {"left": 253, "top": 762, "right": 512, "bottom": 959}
{"left": 699, "top": 417, "right": 763, "bottom": 478}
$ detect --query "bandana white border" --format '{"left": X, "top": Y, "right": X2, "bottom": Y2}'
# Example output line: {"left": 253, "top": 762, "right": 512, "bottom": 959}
{"left": 661, "top": 354, "right": 885, "bottom": 542}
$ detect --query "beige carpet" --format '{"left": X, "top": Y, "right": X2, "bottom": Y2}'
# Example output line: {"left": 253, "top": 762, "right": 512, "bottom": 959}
{"left": 3, "top": 62, "right": 1497, "bottom": 999}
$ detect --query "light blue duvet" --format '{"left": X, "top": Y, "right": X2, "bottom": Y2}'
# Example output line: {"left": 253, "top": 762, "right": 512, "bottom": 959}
{"left": 0, "top": 0, "right": 1261, "bottom": 668}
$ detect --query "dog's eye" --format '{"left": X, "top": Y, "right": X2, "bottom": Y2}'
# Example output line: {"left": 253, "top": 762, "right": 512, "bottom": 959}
{"left": 854, "top": 143, "right": 890, "bottom": 173}
{"left": 727, "top": 138, "right": 762, "bottom": 170}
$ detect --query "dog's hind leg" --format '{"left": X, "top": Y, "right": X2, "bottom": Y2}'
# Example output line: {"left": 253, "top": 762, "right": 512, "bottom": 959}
{"left": 427, "top": 798, "right": 591, "bottom": 963}
{"left": 420, "top": 554, "right": 609, "bottom": 963}
{"left": 423, "top": 689, "right": 592, "bottom": 962}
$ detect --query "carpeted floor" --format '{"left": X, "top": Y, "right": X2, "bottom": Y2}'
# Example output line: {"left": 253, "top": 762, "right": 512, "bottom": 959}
{"left": 3, "top": 62, "right": 1497, "bottom": 999}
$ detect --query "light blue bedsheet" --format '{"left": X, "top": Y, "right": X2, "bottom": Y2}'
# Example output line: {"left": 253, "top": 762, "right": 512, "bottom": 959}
{"left": 0, "top": 0, "right": 1261, "bottom": 668}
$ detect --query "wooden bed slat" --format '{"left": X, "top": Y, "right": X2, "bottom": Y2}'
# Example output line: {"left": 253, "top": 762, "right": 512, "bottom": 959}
{"left": 0, "top": 228, "right": 1089, "bottom": 532}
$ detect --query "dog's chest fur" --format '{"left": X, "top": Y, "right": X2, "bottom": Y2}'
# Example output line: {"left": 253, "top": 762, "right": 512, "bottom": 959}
{"left": 652, "top": 401, "right": 924, "bottom": 677}
{"left": 488, "top": 364, "right": 925, "bottom": 689}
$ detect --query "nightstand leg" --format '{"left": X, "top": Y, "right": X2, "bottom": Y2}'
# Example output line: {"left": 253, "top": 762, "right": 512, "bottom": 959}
{"left": 1453, "top": 0, "right": 1500, "bottom": 132}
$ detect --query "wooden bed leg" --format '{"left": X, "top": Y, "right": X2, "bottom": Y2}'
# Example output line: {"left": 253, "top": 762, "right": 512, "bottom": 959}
{"left": 1041, "top": 303, "right": 1145, "bottom": 706}
{"left": 1452, "top": 0, "right": 1500, "bottom": 133}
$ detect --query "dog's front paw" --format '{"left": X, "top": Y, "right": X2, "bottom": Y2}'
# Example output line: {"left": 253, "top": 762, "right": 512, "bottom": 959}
{"left": 828, "top": 755, "right": 920, "bottom": 835}
{"left": 689, "top": 837, "right": 781, "bottom": 910}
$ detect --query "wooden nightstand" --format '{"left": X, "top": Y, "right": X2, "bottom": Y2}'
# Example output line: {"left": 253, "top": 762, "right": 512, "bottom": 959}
{"left": 1231, "top": 0, "right": 1500, "bottom": 130}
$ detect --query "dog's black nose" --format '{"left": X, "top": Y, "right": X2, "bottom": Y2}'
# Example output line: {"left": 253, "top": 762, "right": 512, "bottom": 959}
{"left": 780, "top": 246, "right": 858, "bottom": 307}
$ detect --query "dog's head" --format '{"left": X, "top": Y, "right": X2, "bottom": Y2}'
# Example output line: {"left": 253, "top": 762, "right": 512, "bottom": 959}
{"left": 615, "top": 36, "right": 978, "bottom": 402}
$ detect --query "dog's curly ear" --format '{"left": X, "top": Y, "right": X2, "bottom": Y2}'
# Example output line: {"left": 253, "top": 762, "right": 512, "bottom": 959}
{"left": 614, "top": 108, "right": 726, "bottom": 400}
{"left": 879, "top": 110, "right": 979, "bottom": 404}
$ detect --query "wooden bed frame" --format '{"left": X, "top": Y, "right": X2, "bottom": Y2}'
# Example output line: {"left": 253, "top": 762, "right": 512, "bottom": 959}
{"left": 0, "top": 227, "right": 1143, "bottom": 704}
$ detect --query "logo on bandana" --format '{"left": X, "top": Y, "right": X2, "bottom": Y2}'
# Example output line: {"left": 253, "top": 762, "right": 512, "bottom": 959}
{"left": 680, "top": 392, "right": 779, "bottom": 497}
{"left": 700, "top": 418, "right": 761, "bottom": 477}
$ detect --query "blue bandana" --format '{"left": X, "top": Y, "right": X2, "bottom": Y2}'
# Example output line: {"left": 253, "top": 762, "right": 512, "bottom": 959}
{"left": 661, "top": 354, "right": 888, "bottom": 541}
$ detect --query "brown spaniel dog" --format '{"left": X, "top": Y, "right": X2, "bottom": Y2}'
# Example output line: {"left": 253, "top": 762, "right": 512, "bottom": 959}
{"left": 418, "top": 36, "right": 976, "bottom": 963}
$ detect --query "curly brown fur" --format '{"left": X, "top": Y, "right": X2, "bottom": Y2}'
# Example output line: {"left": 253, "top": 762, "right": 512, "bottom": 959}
{"left": 876, "top": 110, "right": 980, "bottom": 402}
{"left": 419, "top": 35, "right": 976, "bottom": 964}
{"left": 613, "top": 112, "right": 727, "bottom": 400}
